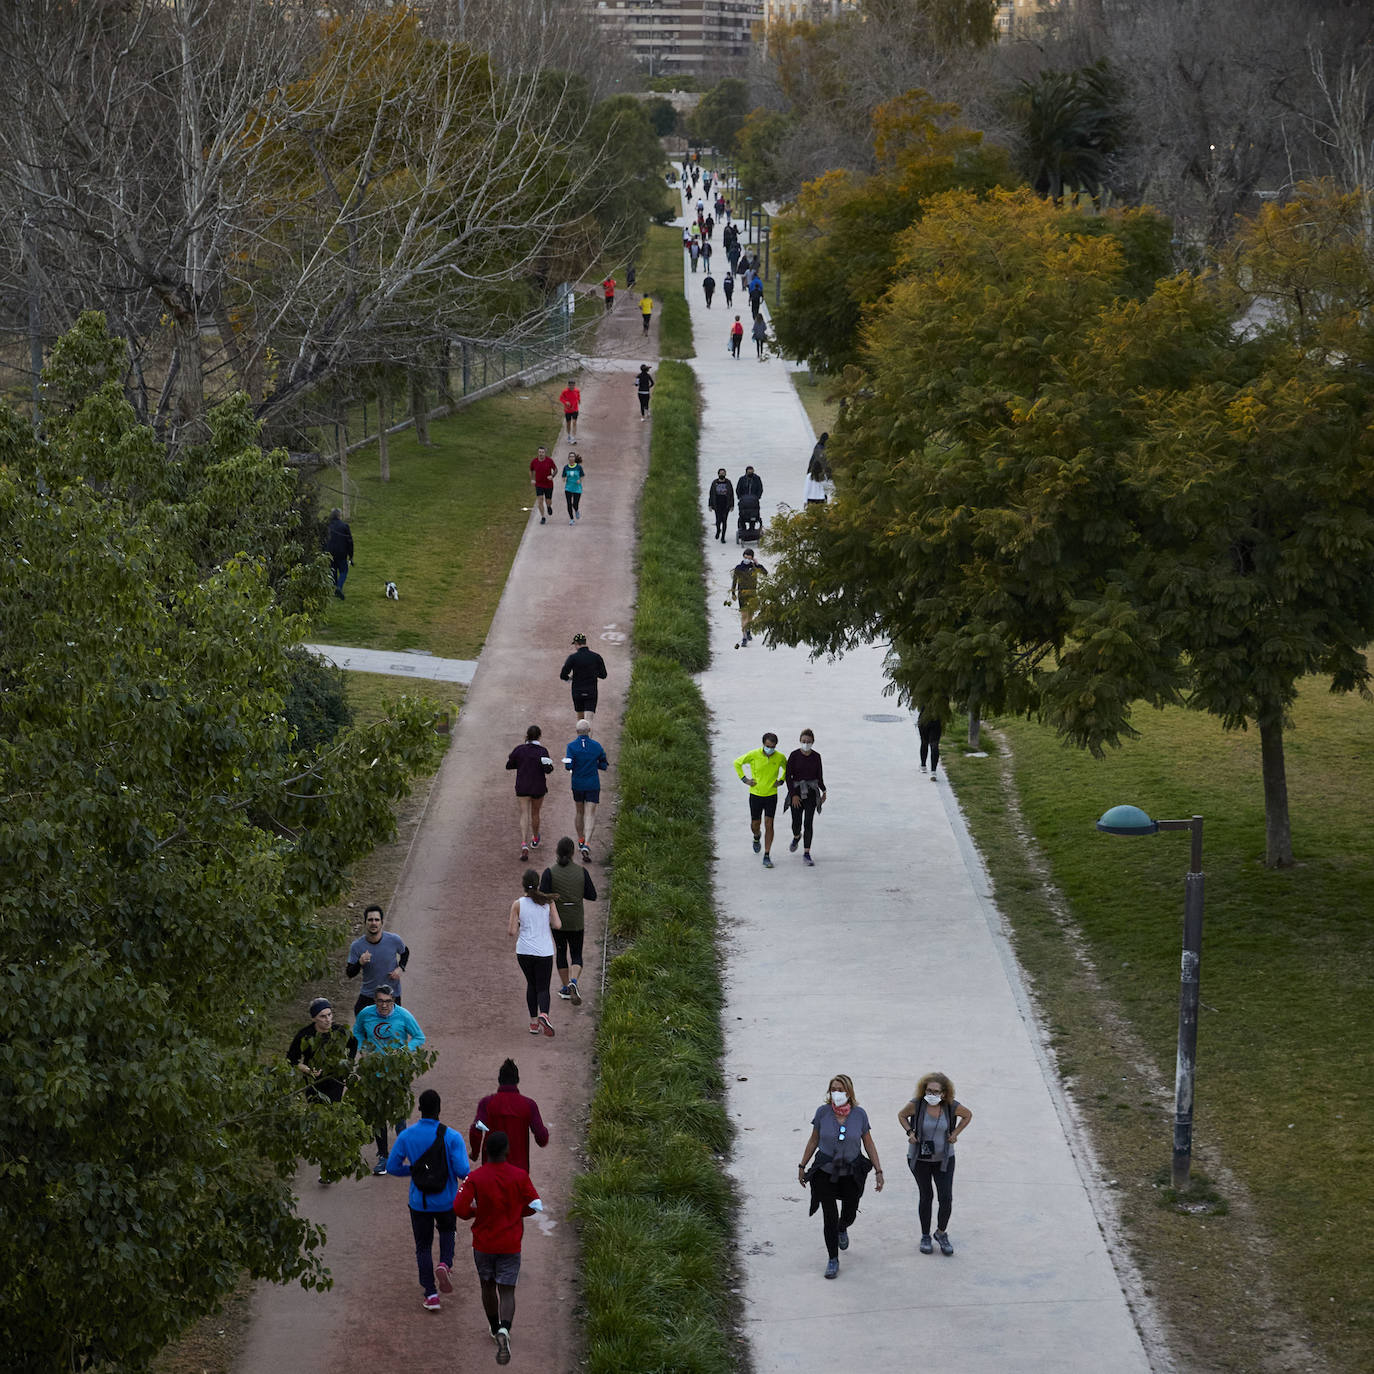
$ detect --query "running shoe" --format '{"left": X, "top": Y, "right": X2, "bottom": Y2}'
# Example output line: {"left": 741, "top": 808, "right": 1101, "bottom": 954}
{"left": 931, "top": 772, "right": 938, "bottom": 782}
{"left": 436, "top": 1262, "right": 453, "bottom": 1294}
{"left": 580, "top": 843, "right": 591, "bottom": 861}
{"left": 824, "top": 1258, "right": 839, "bottom": 1279}
{"left": 539, "top": 516, "right": 546, "bottom": 525}
{"left": 558, "top": 984, "right": 573, "bottom": 1000}
{"left": 920, "top": 1234, "right": 934, "bottom": 1254}
{"left": 520, "top": 845, "right": 528, "bottom": 861}
{"left": 373, "top": 1157, "right": 388, "bottom": 1176}
{"left": 762, "top": 854, "right": 774, "bottom": 869}
{"left": 838, "top": 1228, "right": 849, "bottom": 1251}
{"left": 569, "top": 978, "right": 582, "bottom": 1006}
{"left": 789, "top": 837, "right": 800, "bottom": 852}
{"left": 531, "top": 835, "right": 540, "bottom": 848}
{"left": 935, "top": 1229, "right": 954, "bottom": 1256}
{"left": 496, "top": 1329, "right": 511, "bottom": 1364}
{"left": 752, "top": 835, "right": 761, "bottom": 853}
{"left": 570, "top": 518, "right": 575, "bottom": 525}
{"left": 529, "top": 1020, "right": 541, "bottom": 1035}
{"left": 803, "top": 853, "right": 815, "bottom": 867}
{"left": 538, "top": 1012, "right": 556, "bottom": 1037}
{"left": 422, "top": 1293, "right": 441, "bottom": 1311}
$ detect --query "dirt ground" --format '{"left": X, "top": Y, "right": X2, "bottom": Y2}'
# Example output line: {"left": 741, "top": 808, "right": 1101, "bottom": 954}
{"left": 230, "top": 302, "right": 656, "bottom": 1373}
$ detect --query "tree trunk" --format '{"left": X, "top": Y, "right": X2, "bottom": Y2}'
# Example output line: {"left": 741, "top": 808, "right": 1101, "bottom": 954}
{"left": 336, "top": 420, "right": 350, "bottom": 518}
{"left": 411, "top": 371, "right": 430, "bottom": 445}
{"left": 173, "top": 311, "right": 207, "bottom": 439}
{"left": 377, "top": 394, "right": 390, "bottom": 483}
{"left": 967, "top": 708, "right": 981, "bottom": 750}
{"left": 1258, "top": 711, "right": 1294, "bottom": 868}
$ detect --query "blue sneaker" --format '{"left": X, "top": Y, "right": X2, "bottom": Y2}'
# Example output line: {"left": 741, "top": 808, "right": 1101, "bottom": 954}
{"left": 837, "top": 1229, "right": 849, "bottom": 1251}
{"left": 752, "top": 835, "right": 761, "bottom": 853}
{"left": 762, "top": 854, "right": 774, "bottom": 869}
{"left": 824, "top": 1258, "right": 839, "bottom": 1279}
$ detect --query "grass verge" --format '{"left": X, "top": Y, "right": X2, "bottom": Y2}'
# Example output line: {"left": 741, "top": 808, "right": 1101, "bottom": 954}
{"left": 315, "top": 380, "right": 563, "bottom": 659}
{"left": 574, "top": 359, "right": 739, "bottom": 1372}
{"left": 788, "top": 370, "right": 842, "bottom": 439}
{"left": 947, "top": 681, "right": 1374, "bottom": 1373}
{"left": 639, "top": 224, "right": 695, "bottom": 361}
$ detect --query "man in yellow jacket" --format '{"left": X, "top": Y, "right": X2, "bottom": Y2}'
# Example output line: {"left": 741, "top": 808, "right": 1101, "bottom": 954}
{"left": 733, "top": 732, "right": 786, "bottom": 868}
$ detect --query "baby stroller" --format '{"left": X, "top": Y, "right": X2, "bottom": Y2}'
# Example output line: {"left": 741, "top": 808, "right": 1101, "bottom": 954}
{"left": 736, "top": 496, "right": 762, "bottom": 544}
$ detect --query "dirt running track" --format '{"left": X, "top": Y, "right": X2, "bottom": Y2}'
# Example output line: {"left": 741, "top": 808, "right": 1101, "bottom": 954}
{"left": 234, "top": 297, "right": 656, "bottom": 1372}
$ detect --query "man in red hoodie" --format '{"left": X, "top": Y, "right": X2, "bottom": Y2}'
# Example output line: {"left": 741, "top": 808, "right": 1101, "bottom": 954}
{"left": 454, "top": 1130, "right": 541, "bottom": 1365}
{"left": 468, "top": 1058, "right": 549, "bottom": 1173}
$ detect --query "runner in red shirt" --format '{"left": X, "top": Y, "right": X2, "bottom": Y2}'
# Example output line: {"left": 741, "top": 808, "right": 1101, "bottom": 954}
{"left": 529, "top": 445, "right": 557, "bottom": 525}
{"left": 454, "top": 1131, "right": 541, "bottom": 1364}
{"left": 601, "top": 276, "right": 615, "bottom": 312}
{"left": 558, "top": 378, "right": 581, "bottom": 442}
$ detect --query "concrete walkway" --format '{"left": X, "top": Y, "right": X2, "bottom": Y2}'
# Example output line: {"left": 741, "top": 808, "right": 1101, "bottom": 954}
{"left": 678, "top": 179, "right": 1161, "bottom": 1372}
{"left": 302, "top": 643, "right": 478, "bottom": 685}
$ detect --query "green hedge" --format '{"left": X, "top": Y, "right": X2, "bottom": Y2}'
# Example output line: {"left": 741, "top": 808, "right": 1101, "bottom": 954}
{"left": 638, "top": 224, "right": 695, "bottom": 361}
{"left": 574, "top": 362, "right": 739, "bottom": 1372}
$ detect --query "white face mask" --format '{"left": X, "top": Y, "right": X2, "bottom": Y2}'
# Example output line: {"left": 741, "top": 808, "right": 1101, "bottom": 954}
{"left": 762, "top": 746, "right": 775, "bottom": 756}
{"left": 830, "top": 1090, "right": 848, "bottom": 1107}
{"left": 924, "top": 1092, "right": 942, "bottom": 1106}
{"left": 800, "top": 743, "right": 813, "bottom": 754}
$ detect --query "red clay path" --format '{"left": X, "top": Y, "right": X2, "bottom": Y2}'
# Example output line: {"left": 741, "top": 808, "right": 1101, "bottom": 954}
{"left": 234, "top": 294, "right": 656, "bottom": 1372}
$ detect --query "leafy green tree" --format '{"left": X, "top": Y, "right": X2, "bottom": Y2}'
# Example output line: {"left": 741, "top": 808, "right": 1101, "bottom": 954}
{"left": 759, "top": 186, "right": 1374, "bottom": 866}
{"left": 736, "top": 108, "right": 794, "bottom": 199}
{"left": 643, "top": 94, "right": 679, "bottom": 137}
{"left": 689, "top": 78, "right": 750, "bottom": 155}
{"left": 0, "top": 315, "right": 446, "bottom": 1369}
{"left": 771, "top": 91, "right": 1014, "bottom": 371}
{"left": 1008, "top": 60, "right": 1125, "bottom": 200}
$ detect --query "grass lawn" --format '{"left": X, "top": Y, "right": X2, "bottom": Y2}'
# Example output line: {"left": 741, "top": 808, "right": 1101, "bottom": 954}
{"left": 948, "top": 683, "right": 1374, "bottom": 1371}
{"left": 342, "top": 671, "right": 463, "bottom": 727}
{"left": 789, "top": 370, "right": 842, "bottom": 439}
{"left": 638, "top": 223, "right": 694, "bottom": 360}
{"left": 314, "top": 381, "right": 563, "bottom": 659}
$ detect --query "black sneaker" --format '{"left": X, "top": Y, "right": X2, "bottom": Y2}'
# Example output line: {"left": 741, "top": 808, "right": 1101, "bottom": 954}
{"left": 920, "top": 1234, "right": 934, "bottom": 1254}
{"left": 789, "top": 837, "right": 800, "bottom": 852}
{"left": 557, "top": 984, "right": 573, "bottom": 1000}
{"left": 495, "top": 1328, "right": 511, "bottom": 1365}
{"left": 837, "top": 1228, "right": 849, "bottom": 1251}
{"left": 934, "top": 1229, "right": 954, "bottom": 1256}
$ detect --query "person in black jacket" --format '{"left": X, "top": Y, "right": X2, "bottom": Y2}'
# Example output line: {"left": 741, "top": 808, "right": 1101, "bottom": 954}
{"left": 707, "top": 467, "right": 735, "bottom": 542}
{"left": 736, "top": 466, "right": 763, "bottom": 502}
{"left": 559, "top": 634, "right": 608, "bottom": 722}
{"left": 325, "top": 508, "right": 353, "bottom": 599}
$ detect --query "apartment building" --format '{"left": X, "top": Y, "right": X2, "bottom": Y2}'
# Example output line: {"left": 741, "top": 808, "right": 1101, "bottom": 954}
{"left": 592, "top": 0, "right": 764, "bottom": 78}
{"left": 763, "top": 0, "right": 856, "bottom": 25}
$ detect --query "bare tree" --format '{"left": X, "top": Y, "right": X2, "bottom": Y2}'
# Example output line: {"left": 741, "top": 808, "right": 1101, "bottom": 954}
{"left": 0, "top": 0, "right": 631, "bottom": 440}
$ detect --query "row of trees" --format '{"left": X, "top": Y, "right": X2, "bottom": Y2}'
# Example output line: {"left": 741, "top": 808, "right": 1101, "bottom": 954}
{"left": 730, "top": 0, "right": 1374, "bottom": 248}
{"left": 0, "top": 1, "right": 666, "bottom": 443}
{"left": 0, "top": 314, "right": 448, "bottom": 1367}
{"left": 758, "top": 110, "right": 1374, "bottom": 866}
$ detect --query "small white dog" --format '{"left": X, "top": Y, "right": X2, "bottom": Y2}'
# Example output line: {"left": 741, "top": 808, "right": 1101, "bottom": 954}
{"left": 385, "top": 581, "right": 400, "bottom": 600}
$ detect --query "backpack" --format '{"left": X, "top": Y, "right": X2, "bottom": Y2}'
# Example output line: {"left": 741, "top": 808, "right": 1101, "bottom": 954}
{"left": 411, "top": 1124, "right": 450, "bottom": 1194}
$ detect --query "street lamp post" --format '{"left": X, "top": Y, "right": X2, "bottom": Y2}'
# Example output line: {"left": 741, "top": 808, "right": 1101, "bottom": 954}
{"left": 1095, "top": 805, "right": 1205, "bottom": 1191}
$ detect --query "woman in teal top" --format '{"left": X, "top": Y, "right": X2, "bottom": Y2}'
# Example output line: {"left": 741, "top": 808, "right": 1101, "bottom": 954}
{"left": 562, "top": 453, "right": 585, "bottom": 524}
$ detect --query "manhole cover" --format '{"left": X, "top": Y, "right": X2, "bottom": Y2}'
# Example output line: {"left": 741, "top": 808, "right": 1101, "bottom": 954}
{"left": 862, "top": 713, "right": 905, "bottom": 723}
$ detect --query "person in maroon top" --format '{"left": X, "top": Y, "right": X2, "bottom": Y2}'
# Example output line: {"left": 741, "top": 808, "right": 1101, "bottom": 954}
{"left": 454, "top": 1130, "right": 541, "bottom": 1364}
{"left": 785, "top": 727, "right": 827, "bottom": 867}
{"left": 505, "top": 725, "right": 554, "bottom": 861}
{"left": 469, "top": 1058, "right": 549, "bottom": 1173}
{"left": 529, "top": 445, "right": 557, "bottom": 525}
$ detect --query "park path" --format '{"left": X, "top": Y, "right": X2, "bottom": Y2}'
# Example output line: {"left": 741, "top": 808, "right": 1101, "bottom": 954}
{"left": 234, "top": 293, "right": 655, "bottom": 1372}
{"left": 678, "top": 171, "right": 1166, "bottom": 1371}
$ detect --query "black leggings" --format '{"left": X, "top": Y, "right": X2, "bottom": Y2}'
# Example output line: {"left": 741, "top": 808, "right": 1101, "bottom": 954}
{"left": 517, "top": 953, "right": 553, "bottom": 1017}
{"left": 812, "top": 1171, "right": 862, "bottom": 1260}
{"left": 712, "top": 508, "right": 729, "bottom": 539}
{"left": 909, "top": 1155, "right": 955, "bottom": 1233}
{"left": 553, "top": 927, "right": 585, "bottom": 972}
{"left": 919, "top": 718, "right": 942, "bottom": 771}
{"left": 638, "top": 391, "right": 651, "bottom": 415}
{"left": 790, "top": 793, "right": 818, "bottom": 847}
{"left": 565, "top": 490, "right": 581, "bottom": 518}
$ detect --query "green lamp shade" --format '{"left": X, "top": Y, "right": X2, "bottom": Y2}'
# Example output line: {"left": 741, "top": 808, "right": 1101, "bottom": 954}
{"left": 1096, "top": 804, "right": 1158, "bottom": 836}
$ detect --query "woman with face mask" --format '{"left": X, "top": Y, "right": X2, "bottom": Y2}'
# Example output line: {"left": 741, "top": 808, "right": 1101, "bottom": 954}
{"left": 797, "top": 1074, "right": 884, "bottom": 1279}
{"left": 784, "top": 728, "right": 827, "bottom": 866}
{"left": 897, "top": 1072, "right": 973, "bottom": 1255}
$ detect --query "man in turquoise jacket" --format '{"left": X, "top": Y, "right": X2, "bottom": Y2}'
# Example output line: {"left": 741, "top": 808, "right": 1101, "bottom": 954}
{"left": 733, "top": 732, "right": 786, "bottom": 868}
{"left": 388, "top": 1089, "right": 472, "bottom": 1311}
{"left": 351, "top": 984, "right": 425, "bottom": 1172}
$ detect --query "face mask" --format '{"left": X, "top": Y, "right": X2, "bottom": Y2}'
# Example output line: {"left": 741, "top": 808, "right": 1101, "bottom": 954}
{"left": 800, "top": 743, "right": 812, "bottom": 754}
{"left": 830, "top": 1090, "right": 848, "bottom": 1106}
{"left": 924, "top": 1092, "right": 942, "bottom": 1106}
{"left": 762, "top": 746, "right": 775, "bottom": 756}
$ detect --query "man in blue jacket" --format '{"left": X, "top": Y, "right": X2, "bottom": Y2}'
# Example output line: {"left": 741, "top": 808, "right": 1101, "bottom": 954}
{"left": 564, "top": 719, "right": 609, "bottom": 860}
{"left": 388, "top": 1088, "right": 471, "bottom": 1311}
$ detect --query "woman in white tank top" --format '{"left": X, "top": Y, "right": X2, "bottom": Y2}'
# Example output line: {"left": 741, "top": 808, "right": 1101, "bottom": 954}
{"left": 508, "top": 869, "right": 561, "bottom": 1037}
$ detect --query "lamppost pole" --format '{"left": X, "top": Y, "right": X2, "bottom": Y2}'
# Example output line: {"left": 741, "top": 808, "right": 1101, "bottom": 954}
{"left": 1096, "top": 807, "right": 1206, "bottom": 1191}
